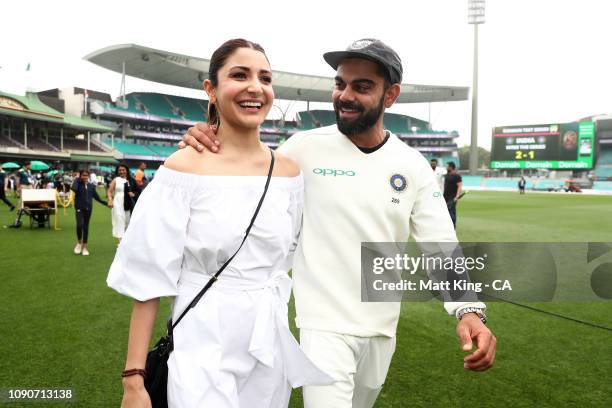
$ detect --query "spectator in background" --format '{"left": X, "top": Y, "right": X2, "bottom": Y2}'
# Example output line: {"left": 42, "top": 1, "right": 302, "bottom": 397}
{"left": 0, "top": 168, "right": 15, "bottom": 211}
{"left": 62, "top": 171, "right": 73, "bottom": 192}
{"left": 71, "top": 169, "right": 108, "bottom": 256}
{"left": 518, "top": 176, "right": 526, "bottom": 194}
{"left": 34, "top": 171, "right": 42, "bottom": 188}
{"left": 430, "top": 158, "right": 446, "bottom": 192}
{"left": 107, "top": 164, "right": 135, "bottom": 245}
{"left": 16, "top": 162, "right": 33, "bottom": 197}
{"left": 89, "top": 171, "right": 98, "bottom": 186}
{"left": 443, "top": 161, "right": 462, "bottom": 229}
{"left": 8, "top": 173, "right": 16, "bottom": 195}
{"left": 133, "top": 162, "right": 147, "bottom": 202}
{"left": 53, "top": 173, "right": 62, "bottom": 191}
{"left": 104, "top": 172, "right": 113, "bottom": 190}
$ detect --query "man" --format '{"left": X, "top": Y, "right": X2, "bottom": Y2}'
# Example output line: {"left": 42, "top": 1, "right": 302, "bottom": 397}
{"left": 518, "top": 176, "right": 526, "bottom": 194}
{"left": 15, "top": 162, "right": 33, "bottom": 197}
{"left": 0, "top": 168, "right": 16, "bottom": 211}
{"left": 181, "top": 39, "right": 495, "bottom": 408}
{"left": 430, "top": 158, "right": 446, "bottom": 192}
{"left": 133, "top": 162, "right": 147, "bottom": 202}
{"left": 443, "top": 161, "right": 462, "bottom": 229}
{"left": 89, "top": 171, "right": 98, "bottom": 186}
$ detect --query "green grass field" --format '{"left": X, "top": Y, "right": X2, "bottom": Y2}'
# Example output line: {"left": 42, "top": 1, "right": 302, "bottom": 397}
{"left": 1, "top": 190, "right": 611, "bottom": 407}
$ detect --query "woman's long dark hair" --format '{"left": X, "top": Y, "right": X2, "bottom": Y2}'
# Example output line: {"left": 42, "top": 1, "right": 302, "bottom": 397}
{"left": 114, "top": 164, "right": 129, "bottom": 177}
{"left": 114, "top": 164, "right": 136, "bottom": 185}
{"left": 207, "top": 38, "right": 268, "bottom": 127}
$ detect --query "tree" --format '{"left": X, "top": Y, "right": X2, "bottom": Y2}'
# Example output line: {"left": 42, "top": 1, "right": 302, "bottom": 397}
{"left": 458, "top": 146, "right": 490, "bottom": 170}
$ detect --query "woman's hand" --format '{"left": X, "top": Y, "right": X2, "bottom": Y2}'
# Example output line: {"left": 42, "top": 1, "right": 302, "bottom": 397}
{"left": 108, "top": 201, "right": 114, "bottom": 208}
{"left": 121, "top": 376, "right": 151, "bottom": 408}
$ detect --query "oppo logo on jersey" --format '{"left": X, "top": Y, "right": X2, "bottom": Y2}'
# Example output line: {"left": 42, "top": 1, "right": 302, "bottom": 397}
{"left": 312, "top": 168, "right": 357, "bottom": 177}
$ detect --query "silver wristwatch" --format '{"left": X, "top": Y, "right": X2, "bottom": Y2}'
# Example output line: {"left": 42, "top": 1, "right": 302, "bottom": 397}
{"left": 457, "top": 307, "right": 487, "bottom": 324}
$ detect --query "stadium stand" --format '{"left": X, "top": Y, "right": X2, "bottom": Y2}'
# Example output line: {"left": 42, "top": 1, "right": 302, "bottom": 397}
{"left": 593, "top": 181, "right": 612, "bottom": 191}
{"left": 597, "top": 148, "right": 612, "bottom": 165}
{"left": 296, "top": 111, "right": 317, "bottom": 129}
{"left": 135, "top": 93, "right": 176, "bottom": 118}
{"left": 147, "top": 144, "right": 177, "bottom": 157}
{"left": 0, "top": 89, "right": 115, "bottom": 171}
{"left": 483, "top": 178, "right": 520, "bottom": 189}
{"left": 383, "top": 112, "right": 413, "bottom": 134}
{"left": 594, "top": 147, "right": 612, "bottom": 180}
{"left": 112, "top": 141, "right": 157, "bottom": 157}
{"left": 103, "top": 92, "right": 210, "bottom": 122}
{"left": 0, "top": 134, "right": 23, "bottom": 148}
{"left": 47, "top": 137, "right": 106, "bottom": 152}
{"left": 309, "top": 110, "right": 337, "bottom": 127}
{"left": 460, "top": 176, "right": 482, "bottom": 188}
{"left": 165, "top": 95, "right": 208, "bottom": 122}
{"left": 26, "top": 137, "right": 60, "bottom": 152}
{"left": 296, "top": 110, "right": 433, "bottom": 134}
{"left": 595, "top": 167, "right": 612, "bottom": 178}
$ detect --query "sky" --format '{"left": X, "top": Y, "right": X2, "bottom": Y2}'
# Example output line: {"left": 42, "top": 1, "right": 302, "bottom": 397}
{"left": 1, "top": 0, "right": 611, "bottom": 149}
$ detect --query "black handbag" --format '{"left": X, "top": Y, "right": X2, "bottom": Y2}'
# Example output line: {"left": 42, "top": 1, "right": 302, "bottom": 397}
{"left": 144, "top": 150, "right": 275, "bottom": 408}
{"left": 123, "top": 180, "right": 135, "bottom": 212}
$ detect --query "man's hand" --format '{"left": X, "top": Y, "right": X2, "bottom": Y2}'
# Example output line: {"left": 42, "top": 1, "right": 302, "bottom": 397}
{"left": 178, "top": 122, "right": 220, "bottom": 153}
{"left": 456, "top": 313, "right": 496, "bottom": 371}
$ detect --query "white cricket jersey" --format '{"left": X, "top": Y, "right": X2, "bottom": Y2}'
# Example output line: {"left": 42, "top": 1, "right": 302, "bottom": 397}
{"left": 278, "top": 125, "right": 484, "bottom": 337}
{"left": 433, "top": 166, "right": 447, "bottom": 192}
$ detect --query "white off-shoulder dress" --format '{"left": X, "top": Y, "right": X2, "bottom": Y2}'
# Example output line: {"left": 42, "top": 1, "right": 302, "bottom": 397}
{"left": 111, "top": 176, "right": 130, "bottom": 238}
{"left": 107, "top": 165, "right": 333, "bottom": 407}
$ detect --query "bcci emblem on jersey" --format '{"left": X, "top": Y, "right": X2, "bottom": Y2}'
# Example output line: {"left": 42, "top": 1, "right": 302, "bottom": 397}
{"left": 389, "top": 174, "right": 407, "bottom": 193}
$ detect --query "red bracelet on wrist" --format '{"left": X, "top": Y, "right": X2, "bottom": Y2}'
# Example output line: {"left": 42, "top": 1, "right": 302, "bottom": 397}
{"left": 122, "top": 368, "right": 147, "bottom": 379}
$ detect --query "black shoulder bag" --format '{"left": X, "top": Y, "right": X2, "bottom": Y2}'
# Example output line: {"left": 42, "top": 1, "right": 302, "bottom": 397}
{"left": 123, "top": 179, "right": 135, "bottom": 212}
{"left": 144, "top": 149, "right": 275, "bottom": 408}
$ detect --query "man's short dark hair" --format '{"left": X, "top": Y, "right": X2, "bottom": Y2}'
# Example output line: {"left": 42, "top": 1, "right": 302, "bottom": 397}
{"left": 431, "top": 158, "right": 438, "bottom": 163}
{"left": 375, "top": 63, "right": 392, "bottom": 90}
{"left": 447, "top": 161, "right": 456, "bottom": 169}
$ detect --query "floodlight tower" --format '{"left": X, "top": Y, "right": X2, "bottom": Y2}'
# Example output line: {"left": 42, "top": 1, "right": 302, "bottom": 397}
{"left": 468, "top": 0, "right": 485, "bottom": 174}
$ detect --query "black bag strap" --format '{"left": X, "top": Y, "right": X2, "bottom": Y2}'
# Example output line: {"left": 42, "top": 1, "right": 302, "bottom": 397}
{"left": 170, "top": 149, "right": 275, "bottom": 331}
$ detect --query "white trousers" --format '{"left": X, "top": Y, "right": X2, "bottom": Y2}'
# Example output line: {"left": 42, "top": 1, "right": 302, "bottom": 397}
{"left": 300, "top": 329, "right": 396, "bottom": 408}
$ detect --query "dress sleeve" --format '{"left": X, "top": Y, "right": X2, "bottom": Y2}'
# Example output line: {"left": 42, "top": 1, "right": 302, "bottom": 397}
{"left": 107, "top": 172, "right": 193, "bottom": 301}
{"left": 289, "top": 177, "right": 305, "bottom": 255}
{"left": 281, "top": 175, "right": 304, "bottom": 272}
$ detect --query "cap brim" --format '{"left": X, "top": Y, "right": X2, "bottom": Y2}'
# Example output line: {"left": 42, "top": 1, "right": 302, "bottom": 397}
{"left": 323, "top": 50, "right": 382, "bottom": 71}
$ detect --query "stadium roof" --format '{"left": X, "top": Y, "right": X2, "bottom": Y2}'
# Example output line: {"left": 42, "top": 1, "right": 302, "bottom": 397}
{"left": 0, "top": 91, "right": 114, "bottom": 132}
{"left": 84, "top": 44, "right": 469, "bottom": 104}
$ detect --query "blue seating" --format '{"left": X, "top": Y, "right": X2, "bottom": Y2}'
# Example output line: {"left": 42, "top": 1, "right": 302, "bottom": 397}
{"left": 461, "top": 176, "right": 482, "bottom": 187}
{"left": 593, "top": 181, "right": 612, "bottom": 191}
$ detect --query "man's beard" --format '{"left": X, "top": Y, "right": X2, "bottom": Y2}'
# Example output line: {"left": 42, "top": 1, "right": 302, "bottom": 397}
{"left": 334, "top": 96, "right": 384, "bottom": 136}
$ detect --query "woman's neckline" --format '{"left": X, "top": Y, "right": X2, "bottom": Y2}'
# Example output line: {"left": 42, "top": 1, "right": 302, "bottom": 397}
{"left": 158, "top": 165, "right": 302, "bottom": 179}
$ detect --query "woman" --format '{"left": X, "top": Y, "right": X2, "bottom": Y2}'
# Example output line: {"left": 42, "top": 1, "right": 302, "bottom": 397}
{"left": 107, "top": 39, "right": 332, "bottom": 408}
{"left": 107, "top": 164, "right": 135, "bottom": 244}
{"left": 71, "top": 169, "right": 108, "bottom": 256}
